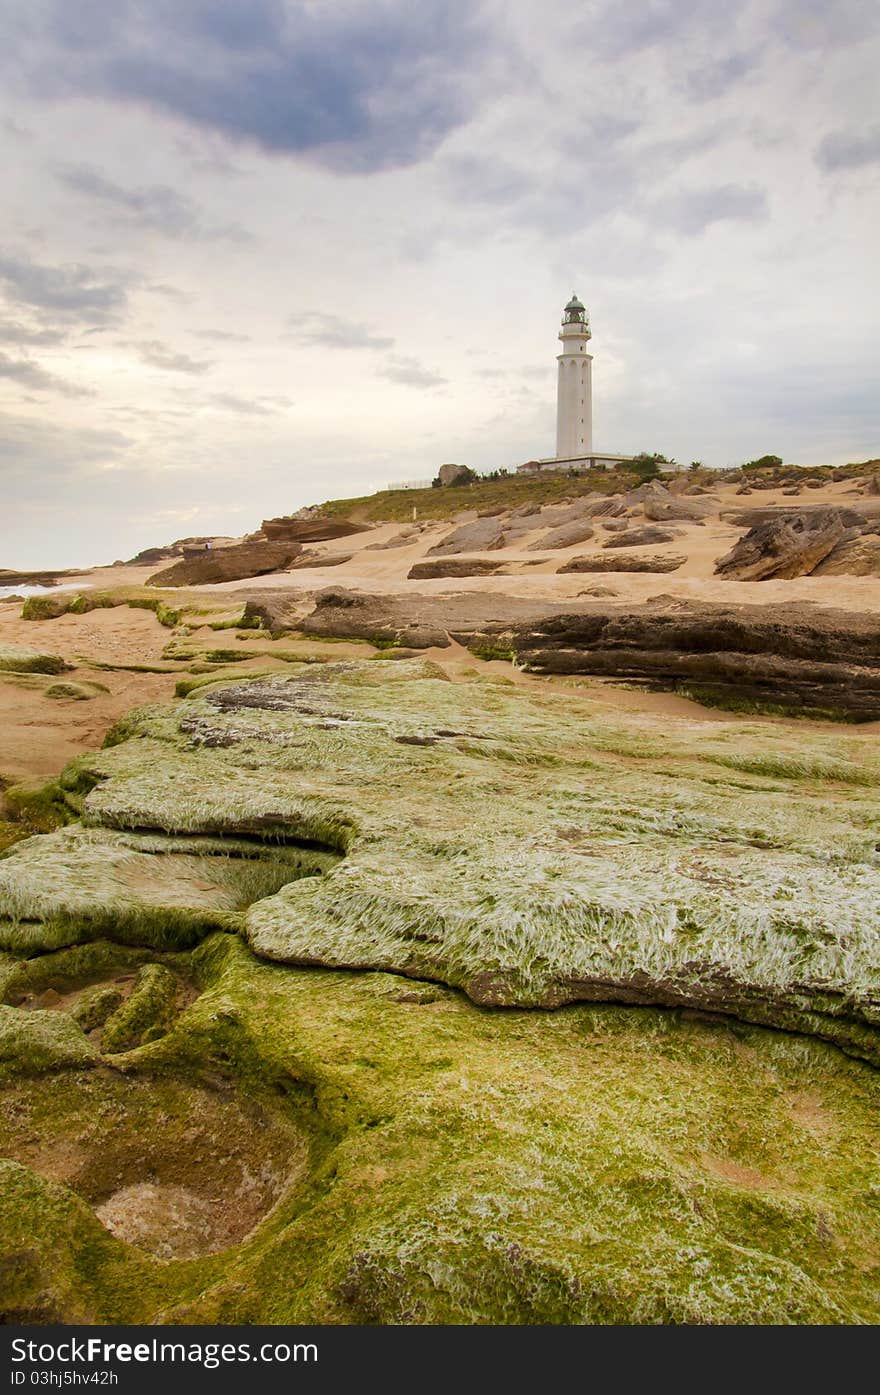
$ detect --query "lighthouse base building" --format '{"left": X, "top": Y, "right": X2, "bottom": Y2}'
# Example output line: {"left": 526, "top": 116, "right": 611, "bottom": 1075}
{"left": 518, "top": 295, "right": 636, "bottom": 474}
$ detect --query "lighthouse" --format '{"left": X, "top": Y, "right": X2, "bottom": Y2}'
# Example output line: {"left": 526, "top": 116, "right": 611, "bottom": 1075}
{"left": 556, "top": 293, "right": 592, "bottom": 459}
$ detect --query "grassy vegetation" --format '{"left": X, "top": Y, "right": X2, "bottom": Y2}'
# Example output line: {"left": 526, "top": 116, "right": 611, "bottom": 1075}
{"left": 313, "top": 468, "right": 654, "bottom": 524}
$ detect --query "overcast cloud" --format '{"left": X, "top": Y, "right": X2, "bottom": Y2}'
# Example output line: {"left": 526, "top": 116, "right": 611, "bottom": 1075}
{"left": 0, "top": 0, "right": 877, "bottom": 567}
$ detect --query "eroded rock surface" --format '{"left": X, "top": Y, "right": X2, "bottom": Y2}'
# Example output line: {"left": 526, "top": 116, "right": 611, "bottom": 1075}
{"left": 558, "top": 553, "right": 686, "bottom": 573}
{"left": 2, "top": 663, "right": 880, "bottom": 1324}
{"left": 149, "top": 541, "right": 303, "bottom": 588}
{"left": 297, "top": 588, "right": 880, "bottom": 719}
{"left": 407, "top": 558, "right": 510, "bottom": 580}
{"left": 715, "top": 509, "right": 847, "bottom": 580}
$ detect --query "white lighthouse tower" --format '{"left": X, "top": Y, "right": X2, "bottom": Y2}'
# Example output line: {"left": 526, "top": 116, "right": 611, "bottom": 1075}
{"left": 556, "top": 293, "right": 592, "bottom": 459}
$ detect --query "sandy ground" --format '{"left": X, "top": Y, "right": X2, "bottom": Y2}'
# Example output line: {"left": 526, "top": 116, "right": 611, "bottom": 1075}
{"left": 2, "top": 475, "right": 877, "bottom": 790}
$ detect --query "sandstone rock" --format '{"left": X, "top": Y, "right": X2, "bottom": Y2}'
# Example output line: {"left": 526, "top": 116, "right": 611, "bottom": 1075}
{"left": 600, "top": 520, "right": 629, "bottom": 532}
{"left": 559, "top": 554, "right": 686, "bottom": 573}
{"left": 288, "top": 551, "right": 353, "bottom": 569}
{"left": 514, "top": 598, "right": 880, "bottom": 719}
{"left": 588, "top": 498, "right": 630, "bottom": 519}
{"left": 0, "top": 568, "right": 81, "bottom": 588}
{"left": 624, "top": 480, "right": 670, "bottom": 505}
{"left": 426, "top": 518, "right": 506, "bottom": 556}
{"left": 643, "top": 496, "right": 713, "bottom": 523}
{"left": 527, "top": 520, "right": 595, "bottom": 551}
{"left": 714, "top": 509, "right": 847, "bottom": 581}
{"left": 364, "top": 528, "right": 420, "bottom": 551}
{"left": 300, "top": 588, "right": 880, "bottom": 718}
{"left": 408, "top": 559, "right": 509, "bottom": 580}
{"left": 261, "top": 516, "right": 369, "bottom": 544}
{"left": 149, "top": 541, "right": 302, "bottom": 587}
{"left": 722, "top": 505, "right": 867, "bottom": 529}
{"left": 602, "top": 527, "right": 679, "bottom": 548}
{"left": 811, "top": 534, "right": 880, "bottom": 576}
{"left": 239, "top": 597, "right": 296, "bottom": 635}
{"left": 666, "top": 475, "right": 693, "bottom": 495}
{"left": 436, "top": 463, "right": 474, "bottom": 487}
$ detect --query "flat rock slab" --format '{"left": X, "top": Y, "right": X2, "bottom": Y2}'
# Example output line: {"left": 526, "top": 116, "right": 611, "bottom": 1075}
{"left": 300, "top": 587, "right": 880, "bottom": 718}
{"left": 528, "top": 520, "right": 596, "bottom": 550}
{"left": 408, "top": 558, "right": 510, "bottom": 580}
{"left": 426, "top": 518, "right": 507, "bottom": 556}
{"left": 149, "top": 541, "right": 302, "bottom": 587}
{"left": 559, "top": 554, "right": 686, "bottom": 573}
{"left": 602, "top": 527, "right": 680, "bottom": 548}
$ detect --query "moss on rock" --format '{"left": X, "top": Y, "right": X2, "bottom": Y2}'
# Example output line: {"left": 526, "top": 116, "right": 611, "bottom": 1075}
{"left": 0, "top": 1004, "right": 100, "bottom": 1078}
{"left": 1, "top": 661, "right": 880, "bottom": 1323}
{"left": 101, "top": 963, "right": 179, "bottom": 1052}
{"left": 44, "top": 680, "right": 109, "bottom": 701}
{"left": 0, "top": 643, "right": 69, "bottom": 675}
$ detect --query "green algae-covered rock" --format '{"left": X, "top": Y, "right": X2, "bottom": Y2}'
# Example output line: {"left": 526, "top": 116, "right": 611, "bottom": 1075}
{"left": 0, "top": 1160, "right": 159, "bottom": 1324}
{"left": 1, "top": 659, "right": 879, "bottom": 1061}
{"left": 0, "top": 1004, "right": 100, "bottom": 1078}
{"left": 44, "top": 680, "right": 108, "bottom": 701}
{"left": 1, "top": 661, "right": 879, "bottom": 1323}
{"left": 3, "top": 934, "right": 876, "bottom": 1325}
{"left": 101, "top": 963, "right": 178, "bottom": 1052}
{"left": 0, "top": 643, "right": 70, "bottom": 675}
{"left": 70, "top": 983, "right": 124, "bottom": 1032}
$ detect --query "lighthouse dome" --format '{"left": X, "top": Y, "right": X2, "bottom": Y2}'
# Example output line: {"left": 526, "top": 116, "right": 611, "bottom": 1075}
{"left": 563, "top": 294, "right": 587, "bottom": 324}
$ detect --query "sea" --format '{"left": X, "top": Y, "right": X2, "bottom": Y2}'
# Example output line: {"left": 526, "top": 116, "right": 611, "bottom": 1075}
{"left": 0, "top": 583, "right": 91, "bottom": 602}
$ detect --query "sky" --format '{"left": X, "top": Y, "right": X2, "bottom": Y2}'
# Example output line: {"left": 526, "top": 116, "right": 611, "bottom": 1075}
{"left": 1, "top": 0, "right": 878, "bottom": 569}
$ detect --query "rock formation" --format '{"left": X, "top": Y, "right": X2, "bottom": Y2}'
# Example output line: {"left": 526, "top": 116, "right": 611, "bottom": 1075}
{"left": 260, "top": 516, "right": 370, "bottom": 544}
{"left": 558, "top": 554, "right": 686, "bottom": 573}
{"left": 527, "top": 520, "right": 595, "bottom": 550}
{"left": 602, "top": 526, "right": 680, "bottom": 548}
{"left": 426, "top": 517, "right": 507, "bottom": 556}
{"left": 408, "top": 558, "right": 510, "bottom": 580}
{"left": 148, "top": 541, "right": 302, "bottom": 587}
{"left": 714, "top": 509, "right": 847, "bottom": 580}
{"left": 297, "top": 587, "right": 880, "bottom": 719}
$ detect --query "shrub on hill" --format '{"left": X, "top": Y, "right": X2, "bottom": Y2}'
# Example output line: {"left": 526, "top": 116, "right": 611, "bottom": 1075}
{"left": 742, "top": 454, "right": 784, "bottom": 472}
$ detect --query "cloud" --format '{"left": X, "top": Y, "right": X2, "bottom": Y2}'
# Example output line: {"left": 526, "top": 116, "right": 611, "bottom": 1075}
{"left": 10, "top": 0, "right": 489, "bottom": 173}
{"left": 657, "top": 183, "right": 769, "bottom": 235}
{"left": 379, "top": 355, "right": 447, "bottom": 388}
{"left": 681, "top": 50, "right": 757, "bottom": 102}
{"left": 585, "top": 0, "right": 748, "bottom": 59}
{"left": 0, "top": 318, "right": 67, "bottom": 347}
{"left": 770, "top": 0, "right": 880, "bottom": 48}
{"left": 0, "top": 350, "right": 91, "bottom": 396}
{"left": 816, "top": 126, "right": 880, "bottom": 171}
{"left": 209, "top": 392, "right": 279, "bottom": 416}
{"left": 192, "top": 328, "right": 251, "bottom": 343}
{"left": 132, "top": 340, "right": 213, "bottom": 373}
{"left": 287, "top": 312, "right": 394, "bottom": 350}
{"left": 0, "top": 411, "right": 132, "bottom": 477}
{"left": 57, "top": 164, "right": 251, "bottom": 241}
{"left": 0, "top": 252, "right": 129, "bottom": 323}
